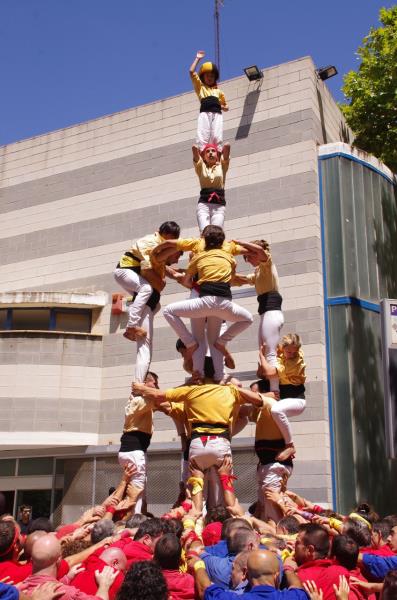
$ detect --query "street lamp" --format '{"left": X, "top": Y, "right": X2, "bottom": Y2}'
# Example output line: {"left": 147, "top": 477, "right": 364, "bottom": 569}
{"left": 316, "top": 65, "right": 338, "bottom": 81}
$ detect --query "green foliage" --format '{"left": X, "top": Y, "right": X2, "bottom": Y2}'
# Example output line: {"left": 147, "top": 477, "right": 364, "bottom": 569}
{"left": 340, "top": 6, "right": 397, "bottom": 174}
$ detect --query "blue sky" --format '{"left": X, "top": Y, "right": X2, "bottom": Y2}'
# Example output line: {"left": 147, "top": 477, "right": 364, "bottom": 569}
{"left": 0, "top": 0, "right": 394, "bottom": 145}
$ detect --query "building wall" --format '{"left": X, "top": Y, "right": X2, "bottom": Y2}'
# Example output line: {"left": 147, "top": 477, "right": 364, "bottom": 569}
{"left": 0, "top": 56, "right": 351, "bottom": 504}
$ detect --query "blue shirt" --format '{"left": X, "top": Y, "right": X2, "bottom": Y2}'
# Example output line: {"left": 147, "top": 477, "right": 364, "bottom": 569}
{"left": 362, "top": 553, "right": 397, "bottom": 580}
{"left": 201, "top": 551, "right": 235, "bottom": 588}
{"left": 204, "top": 584, "right": 308, "bottom": 600}
{"left": 205, "top": 540, "right": 229, "bottom": 557}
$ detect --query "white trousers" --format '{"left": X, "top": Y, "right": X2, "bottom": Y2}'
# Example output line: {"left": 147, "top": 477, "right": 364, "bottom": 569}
{"left": 114, "top": 268, "right": 153, "bottom": 328}
{"left": 118, "top": 450, "right": 147, "bottom": 513}
{"left": 196, "top": 112, "right": 223, "bottom": 152}
{"left": 163, "top": 296, "right": 253, "bottom": 379}
{"left": 134, "top": 306, "right": 157, "bottom": 383}
{"left": 189, "top": 437, "right": 231, "bottom": 471}
{"left": 257, "top": 462, "right": 292, "bottom": 521}
{"left": 196, "top": 203, "right": 225, "bottom": 233}
{"left": 271, "top": 398, "right": 306, "bottom": 445}
{"left": 258, "top": 310, "right": 284, "bottom": 391}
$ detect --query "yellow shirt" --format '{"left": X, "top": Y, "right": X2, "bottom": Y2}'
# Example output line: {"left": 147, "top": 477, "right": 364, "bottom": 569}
{"left": 191, "top": 72, "right": 226, "bottom": 106}
{"left": 176, "top": 238, "right": 243, "bottom": 257}
{"left": 123, "top": 395, "right": 156, "bottom": 435}
{"left": 252, "top": 395, "right": 283, "bottom": 441}
{"left": 186, "top": 248, "right": 236, "bottom": 284}
{"left": 246, "top": 252, "right": 280, "bottom": 295}
{"left": 194, "top": 156, "right": 229, "bottom": 189}
{"left": 276, "top": 348, "right": 306, "bottom": 385}
{"left": 119, "top": 232, "right": 165, "bottom": 271}
{"left": 165, "top": 384, "right": 243, "bottom": 437}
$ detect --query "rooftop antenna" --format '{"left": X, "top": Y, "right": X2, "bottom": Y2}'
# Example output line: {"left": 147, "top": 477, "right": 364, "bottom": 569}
{"left": 214, "top": 0, "right": 224, "bottom": 74}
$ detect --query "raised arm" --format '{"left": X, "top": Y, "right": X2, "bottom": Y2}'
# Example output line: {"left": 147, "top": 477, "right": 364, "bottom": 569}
{"left": 189, "top": 50, "right": 205, "bottom": 74}
{"left": 192, "top": 145, "right": 200, "bottom": 163}
{"left": 236, "top": 386, "right": 275, "bottom": 407}
{"left": 132, "top": 382, "right": 167, "bottom": 405}
{"left": 233, "top": 239, "right": 268, "bottom": 261}
{"left": 151, "top": 240, "right": 179, "bottom": 262}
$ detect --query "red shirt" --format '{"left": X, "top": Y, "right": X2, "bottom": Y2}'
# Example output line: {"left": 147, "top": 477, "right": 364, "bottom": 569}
{"left": 112, "top": 538, "right": 153, "bottom": 567}
{"left": 0, "top": 561, "right": 32, "bottom": 584}
{"left": 162, "top": 570, "right": 195, "bottom": 600}
{"left": 72, "top": 555, "right": 124, "bottom": 600}
{"left": 298, "top": 559, "right": 356, "bottom": 600}
{"left": 360, "top": 545, "right": 395, "bottom": 557}
{"left": 19, "top": 574, "right": 99, "bottom": 600}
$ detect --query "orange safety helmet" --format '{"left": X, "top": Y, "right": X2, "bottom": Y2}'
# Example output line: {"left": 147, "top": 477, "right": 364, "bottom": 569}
{"left": 199, "top": 61, "right": 220, "bottom": 82}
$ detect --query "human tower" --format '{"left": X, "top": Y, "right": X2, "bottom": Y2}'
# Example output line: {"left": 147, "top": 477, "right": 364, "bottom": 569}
{"left": 113, "top": 51, "right": 307, "bottom": 519}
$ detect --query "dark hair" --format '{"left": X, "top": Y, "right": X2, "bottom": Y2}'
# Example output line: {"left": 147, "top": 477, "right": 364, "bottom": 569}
{"left": 355, "top": 502, "right": 379, "bottom": 525}
{"left": 250, "top": 379, "right": 270, "bottom": 393}
{"left": 159, "top": 222, "right": 180, "bottom": 238}
{"left": 204, "top": 356, "right": 215, "bottom": 379}
{"left": 343, "top": 518, "right": 371, "bottom": 548}
{"left": 0, "top": 521, "right": 16, "bottom": 561}
{"left": 162, "top": 518, "right": 183, "bottom": 539}
{"left": 176, "top": 339, "right": 186, "bottom": 352}
{"left": 28, "top": 518, "right": 54, "bottom": 534}
{"left": 203, "top": 225, "right": 225, "bottom": 250}
{"left": 331, "top": 535, "right": 359, "bottom": 570}
{"left": 205, "top": 506, "right": 229, "bottom": 526}
{"left": 383, "top": 515, "right": 397, "bottom": 528}
{"left": 125, "top": 514, "right": 149, "bottom": 530}
{"left": 154, "top": 533, "right": 181, "bottom": 570}
{"left": 91, "top": 519, "right": 115, "bottom": 544}
{"left": 221, "top": 518, "right": 252, "bottom": 540}
{"left": 108, "top": 487, "right": 116, "bottom": 495}
{"left": 61, "top": 539, "right": 92, "bottom": 558}
{"left": 199, "top": 64, "right": 219, "bottom": 83}
{"left": 299, "top": 524, "right": 330, "bottom": 559}
{"left": 117, "top": 560, "right": 168, "bottom": 600}
{"left": 373, "top": 520, "right": 392, "bottom": 541}
{"left": 134, "top": 518, "right": 164, "bottom": 542}
{"left": 383, "top": 570, "right": 397, "bottom": 600}
{"left": 278, "top": 516, "right": 300, "bottom": 534}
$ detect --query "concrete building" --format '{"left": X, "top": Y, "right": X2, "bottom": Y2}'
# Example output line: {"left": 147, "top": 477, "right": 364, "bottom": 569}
{"left": 0, "top": 55, "right": 395, "bottom": 521}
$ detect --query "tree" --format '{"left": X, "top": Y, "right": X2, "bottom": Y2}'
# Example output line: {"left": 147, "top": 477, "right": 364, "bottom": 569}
{"left": 340, "top": 6, "right": 397, "bottom": 174}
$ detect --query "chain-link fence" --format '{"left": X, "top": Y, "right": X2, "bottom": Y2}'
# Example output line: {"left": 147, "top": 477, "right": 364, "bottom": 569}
{"left": 53, "top": 445, "right": 259, "bottom": 525}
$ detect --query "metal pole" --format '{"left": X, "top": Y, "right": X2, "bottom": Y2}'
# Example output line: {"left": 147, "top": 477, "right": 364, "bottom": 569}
{"left": 214, "top": 0, "right": 222, "bottom": 74}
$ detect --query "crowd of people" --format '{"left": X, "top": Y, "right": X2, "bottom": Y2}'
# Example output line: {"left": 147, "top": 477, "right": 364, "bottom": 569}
{"left": 1, "top": 53, "right": 394, "bottom": 600}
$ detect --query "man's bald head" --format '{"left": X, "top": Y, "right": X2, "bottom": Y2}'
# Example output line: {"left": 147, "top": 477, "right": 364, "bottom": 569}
{"left": 247, "top": 550, "right": 280, "bottom": 587}
{"left": 31, "top": 534, "right": 62, "bottom": 573}
{"left": 24, "top": 530, "right": 47, "bottom": 560}
{"left": 100, "top": 547, "right": 127, "bottom": 572}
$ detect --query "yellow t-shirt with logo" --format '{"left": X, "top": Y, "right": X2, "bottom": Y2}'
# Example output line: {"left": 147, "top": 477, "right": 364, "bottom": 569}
{"left": 186, "top": 248, "right": 236, "bottom": 284}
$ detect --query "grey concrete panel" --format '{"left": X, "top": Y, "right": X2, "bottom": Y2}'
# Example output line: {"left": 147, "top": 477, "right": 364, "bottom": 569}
{"left": 0, "top": 109, "right": 318, "bottom": 214}
{"left": 0, "top": 333, "right": 103, "bottom": 368}
{"left": 0, "top": 172, "right": 318, "bottom": 268}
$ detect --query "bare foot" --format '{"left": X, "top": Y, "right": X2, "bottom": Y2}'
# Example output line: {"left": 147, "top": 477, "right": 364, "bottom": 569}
{"left": 214, "top": 342, "right": 235, "bottom": 369}
{"left": 276, "top": 444, "right": 296, "bottom": 462}
{"left": 124, "top": 326, "right": 147, "bottom": 341}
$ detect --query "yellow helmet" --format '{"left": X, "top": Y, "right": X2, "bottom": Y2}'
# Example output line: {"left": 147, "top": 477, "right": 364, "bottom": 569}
{"left": 199, "top": 62, "right": 219, "bottom": 81}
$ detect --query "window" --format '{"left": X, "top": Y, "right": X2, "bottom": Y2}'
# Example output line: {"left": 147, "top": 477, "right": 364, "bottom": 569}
{"left": 18, "top": 457, "right": 54, "bottom": 476}
{"left": 0, "top": 308, "right": 92, "bottom": 334}
{"left": 0, "top": 459, "right": 16, "bottom": 476}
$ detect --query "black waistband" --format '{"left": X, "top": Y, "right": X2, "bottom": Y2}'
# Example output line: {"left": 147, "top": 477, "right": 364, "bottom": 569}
{"left": 199, "top": 281, "right": 232, "bottom": 299}
{"left": 191, "top": 422, "right": 230, "bottom": 441}
{"left": 120, "top": 430, "right": 152, "bottom": 452}
{"left": 146, "top": 289, "right": 161, "bottom": 311}
{"left": 255, "top": 439, "right": 293, "bottom": 467}
{"left": 199, "top": 188, "right": 226, "bottom": 206}
{"left": 279, "top": 384, "right": 305, "bottom": 399}
{"left": 200, "top": 96, "right": 222, "bottom": 114}
{"left": 257, "top": 291, "right": 283, "bottom": 314}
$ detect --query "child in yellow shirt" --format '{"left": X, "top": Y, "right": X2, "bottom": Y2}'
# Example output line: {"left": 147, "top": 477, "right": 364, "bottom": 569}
{"left": 193, "top": 143, "right": 230, "bottom": 232}
{"left": 258, "top": 333, "right": 306, "bottom": 461}
{"left": 189, "top": 50, "right": 228, "bottom": 152}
